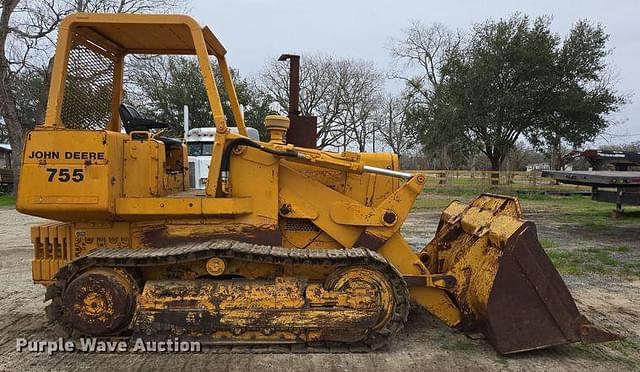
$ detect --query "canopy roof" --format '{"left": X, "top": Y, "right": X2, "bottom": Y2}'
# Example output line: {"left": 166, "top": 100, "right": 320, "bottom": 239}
{"left": 63, "top": 13, "right": 226, "bottom": 56}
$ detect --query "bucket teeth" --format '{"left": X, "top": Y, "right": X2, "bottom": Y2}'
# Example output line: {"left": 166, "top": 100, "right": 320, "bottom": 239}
{"left": 422, "top": 193, "right": 620, "bottom": 354}
{"left": 577, "top": 316, "right": 622, "bottom": 344}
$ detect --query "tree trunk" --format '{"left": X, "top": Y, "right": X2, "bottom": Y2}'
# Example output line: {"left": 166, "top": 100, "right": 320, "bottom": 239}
{"left": 1, "top": 0, "right": 23, "bottom": 193}
{"left": 489, "top": 156, "right": 501, "bottom": 186}
{"left": 0, "top": 88, "right": 25, "bottom": 193}
{"left": 549, "top": 141, "right": 563, "bottom": 170}
{"left": 372, "top": 126, "right": 375, "bottom": 153}
{"left": 438, "top": 143, "right": 449, "bottom": 170}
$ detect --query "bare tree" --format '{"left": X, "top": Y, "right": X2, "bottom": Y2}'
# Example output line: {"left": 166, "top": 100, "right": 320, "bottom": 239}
{"left": 0, "top": 0, "right": 67, "bottom": 189}
{"left": 0, "top": 0, "right": 188, "bottom": 191}
{"left": 258, "top": 54, "right": 383, "bottom": 151}
{"left": 258, "top": 54, "right": 348, "bottom": 149}
{"left": 337, "top": 59, "right": 382, "bottom": 152}
{"left": 376, "top": 94, "right": 416, "bottom": 155}
{"left": 388, "top": 21, "right": 463, "bottom": 168}
{"left": 73, "top": 0, "right": 186, "bottom": 13}
{"left": 388, "top": 21, "right": 462, "bottom": 105}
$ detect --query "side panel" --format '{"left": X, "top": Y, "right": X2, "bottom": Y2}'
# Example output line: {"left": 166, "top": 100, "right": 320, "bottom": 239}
{"left": 17, "top": 130, "right": 126, "bottom": 221}
{"left": 123, "top": 139, "right": 162, "bottom": 197}
{"left": 129, "top": 145, "right": 281, "bottom": 248}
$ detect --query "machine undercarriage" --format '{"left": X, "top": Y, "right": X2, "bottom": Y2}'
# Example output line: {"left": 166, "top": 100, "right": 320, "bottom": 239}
{"left": 46, "top": 241, "right": 409, "bottom": 349}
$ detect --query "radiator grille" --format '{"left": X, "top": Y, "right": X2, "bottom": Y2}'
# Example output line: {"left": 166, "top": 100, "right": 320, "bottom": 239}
{"left": 31, "top": 223, "right": 73, "bottom": 260}
{"left": 31, "top": 223, "right": 74, "bottom": 283}
{"left": 283, "top": 218, "right": 318, "bottom": 232}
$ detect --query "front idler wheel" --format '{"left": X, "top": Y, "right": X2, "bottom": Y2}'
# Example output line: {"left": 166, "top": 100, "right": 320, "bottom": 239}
{"left": 62, "top": 268, "right": 138, "bottom": 336}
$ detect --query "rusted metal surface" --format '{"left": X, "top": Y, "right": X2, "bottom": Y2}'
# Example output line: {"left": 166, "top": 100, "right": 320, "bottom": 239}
{"left": 383, "top": 211, "right": 397, "bottom": 225}
{"left": 287, "top": 115, "right": 317, "bottom": 149}
{"left": 205, "top": 257, "right": 226, "bottom": 276}
{"left": 353, "top": 231, "right": 385, "bottom": 250}
{"left": 403, "top": 274, "right": 456, "bottom": 290}
{"left": 278, "top": 54, "right": 300, "bottom": 116}
{"left": 578, "top": 319, "right": 621, "bottom": 344}
{"left": 581, "top": 149, "right": 640, "bottom": 170}
{"left": 278, "top": 54, "right": 317, "bottom": 148}
{"left": 137, "top": 224, "right": 282, "bottom": 248}
{"left": 61, "top": 268, "right": 136, "bottom": 336}
{"left": 421, "top": 194, "right": 620, "bottom": 354}
{"left": 483, "top": 224, "right": 620, "bottom": 353}
{"left": 134, "top": 276, "right": 382, "bottom": 343}
{"left": 46, "top": 241, "right": 410, "bottom": 349}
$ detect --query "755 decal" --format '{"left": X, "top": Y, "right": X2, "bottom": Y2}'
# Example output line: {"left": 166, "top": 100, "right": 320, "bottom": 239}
{"left": 46, "top": 168, "right": 84, "bottom": 182}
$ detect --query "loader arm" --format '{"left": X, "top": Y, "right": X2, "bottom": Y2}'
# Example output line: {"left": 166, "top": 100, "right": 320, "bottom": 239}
{"left": 277, "top": 162, "right": 464, "bottom": 326}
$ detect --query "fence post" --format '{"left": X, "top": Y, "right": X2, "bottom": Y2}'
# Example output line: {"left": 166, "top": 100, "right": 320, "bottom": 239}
{"left": 490, "top": 171, "right": 499, "bottom": 186}
{"left": 438, "top": 171, "right": 447, "bottom": 185}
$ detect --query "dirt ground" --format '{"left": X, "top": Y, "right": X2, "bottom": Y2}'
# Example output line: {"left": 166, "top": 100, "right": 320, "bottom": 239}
{"left": 0, "top": 206, "right": 638, "bottom": 372}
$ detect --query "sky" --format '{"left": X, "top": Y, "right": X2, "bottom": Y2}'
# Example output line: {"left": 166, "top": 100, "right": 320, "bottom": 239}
{"left": 192, "top": 0, "right": 640, "bottom": 147}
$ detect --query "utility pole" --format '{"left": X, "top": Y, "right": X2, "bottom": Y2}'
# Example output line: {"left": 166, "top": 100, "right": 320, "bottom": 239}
{"left": 183, "top": 105, "right": 189, "bottom": 141}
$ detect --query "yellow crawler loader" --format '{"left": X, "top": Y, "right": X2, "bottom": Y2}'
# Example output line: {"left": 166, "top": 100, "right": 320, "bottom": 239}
{"left": 17, "top": 13, "right": 618, "bottom": 354}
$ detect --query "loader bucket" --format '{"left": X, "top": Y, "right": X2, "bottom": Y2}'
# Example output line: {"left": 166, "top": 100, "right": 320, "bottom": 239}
{"left": 421, "top": 194, "right": 619, "bottom": 354}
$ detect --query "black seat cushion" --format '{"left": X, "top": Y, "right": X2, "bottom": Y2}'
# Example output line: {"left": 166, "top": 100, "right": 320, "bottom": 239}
{"left": 119, "top": 103, "right": 169, "bottom": 133}
{"left": 157, "top": 136, "right": 183, "bottom": 149}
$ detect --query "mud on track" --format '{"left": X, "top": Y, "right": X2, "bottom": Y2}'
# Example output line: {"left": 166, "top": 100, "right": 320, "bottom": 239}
{"left": 0, "top": 208, "right": 638, "bottom": 372}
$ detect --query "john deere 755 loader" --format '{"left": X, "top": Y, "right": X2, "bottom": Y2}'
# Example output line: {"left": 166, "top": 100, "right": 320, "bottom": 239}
{"left": 17, "top": 13, "right": 617, "bottom": 353}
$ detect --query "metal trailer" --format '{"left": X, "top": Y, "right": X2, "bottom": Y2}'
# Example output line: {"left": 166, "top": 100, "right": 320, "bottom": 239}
{"left": 542, "top": 170, "right": 640, "bottom": 216}
{"left": 581, "top": 150, "right": 640, "bottom": 171}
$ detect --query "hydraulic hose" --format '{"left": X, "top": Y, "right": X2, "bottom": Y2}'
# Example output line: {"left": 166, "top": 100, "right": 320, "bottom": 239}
{"left": 220, "top": 137, "right": 300, "bottom": 184}
{"left": 219, "top": 137, "right": 414, "bottom": 190}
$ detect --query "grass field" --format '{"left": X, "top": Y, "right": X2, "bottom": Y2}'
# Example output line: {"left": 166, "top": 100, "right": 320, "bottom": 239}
{"left": 417, "top": 185, "right": 640, "bottom": 225}
{"left": 0, "top": 195, "right": 15, "bottom": 207}
{"left": 415, "top": 186, "right": 640, "bottom": 279}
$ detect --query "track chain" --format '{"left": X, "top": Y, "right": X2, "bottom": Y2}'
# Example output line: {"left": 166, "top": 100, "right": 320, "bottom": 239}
{"left": 44, "top": 240, "right": 410, "bottom": 353}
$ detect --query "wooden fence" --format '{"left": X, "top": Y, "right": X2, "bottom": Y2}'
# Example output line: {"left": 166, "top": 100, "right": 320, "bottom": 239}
{"left": 407, "top": 170, "right": 589, "bottom": 191}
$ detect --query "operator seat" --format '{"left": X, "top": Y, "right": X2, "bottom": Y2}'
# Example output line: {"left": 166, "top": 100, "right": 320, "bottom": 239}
{"left": 119, "top": 103, "right": 168, "bottom": 133}
{"left": 119, "top": 103, "right": 182, "bottom": 149}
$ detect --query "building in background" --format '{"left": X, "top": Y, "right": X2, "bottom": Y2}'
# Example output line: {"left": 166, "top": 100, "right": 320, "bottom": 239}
{"left": 0, "top": 144, "right": 12, "bottom": 193}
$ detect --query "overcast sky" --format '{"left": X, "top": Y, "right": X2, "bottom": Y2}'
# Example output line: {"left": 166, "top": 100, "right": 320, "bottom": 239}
{"left": 193, "top": 0, "right": 640, "bottom": 146}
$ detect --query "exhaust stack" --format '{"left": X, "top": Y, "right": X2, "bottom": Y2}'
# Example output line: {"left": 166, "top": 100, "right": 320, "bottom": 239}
{"left": 278, "top": 54, "right": 317, "bottom": 148}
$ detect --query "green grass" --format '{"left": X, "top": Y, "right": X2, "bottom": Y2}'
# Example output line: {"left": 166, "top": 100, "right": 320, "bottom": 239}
{"left": 606, "top": 339, "right": 640, "bottom": 365}
{"left": 0, "top": 195, "right": 15, "bottom": 207}
{"left": 525, "top": 195, "right": 640, "bottom": 229}
{"left": 418, "top": 186, "right": 640, "bottom": 230}
{"left": 545, "top": 246, "right": 640, "bottom": 277}
{"left": 434, "top": 328, "right": 477, "bottom": 352}
{"left": 570, "top": 338, "right": 640, "bottom": 368}
{"left": 412, "top": 194, "right": 455, "bottom": 210}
